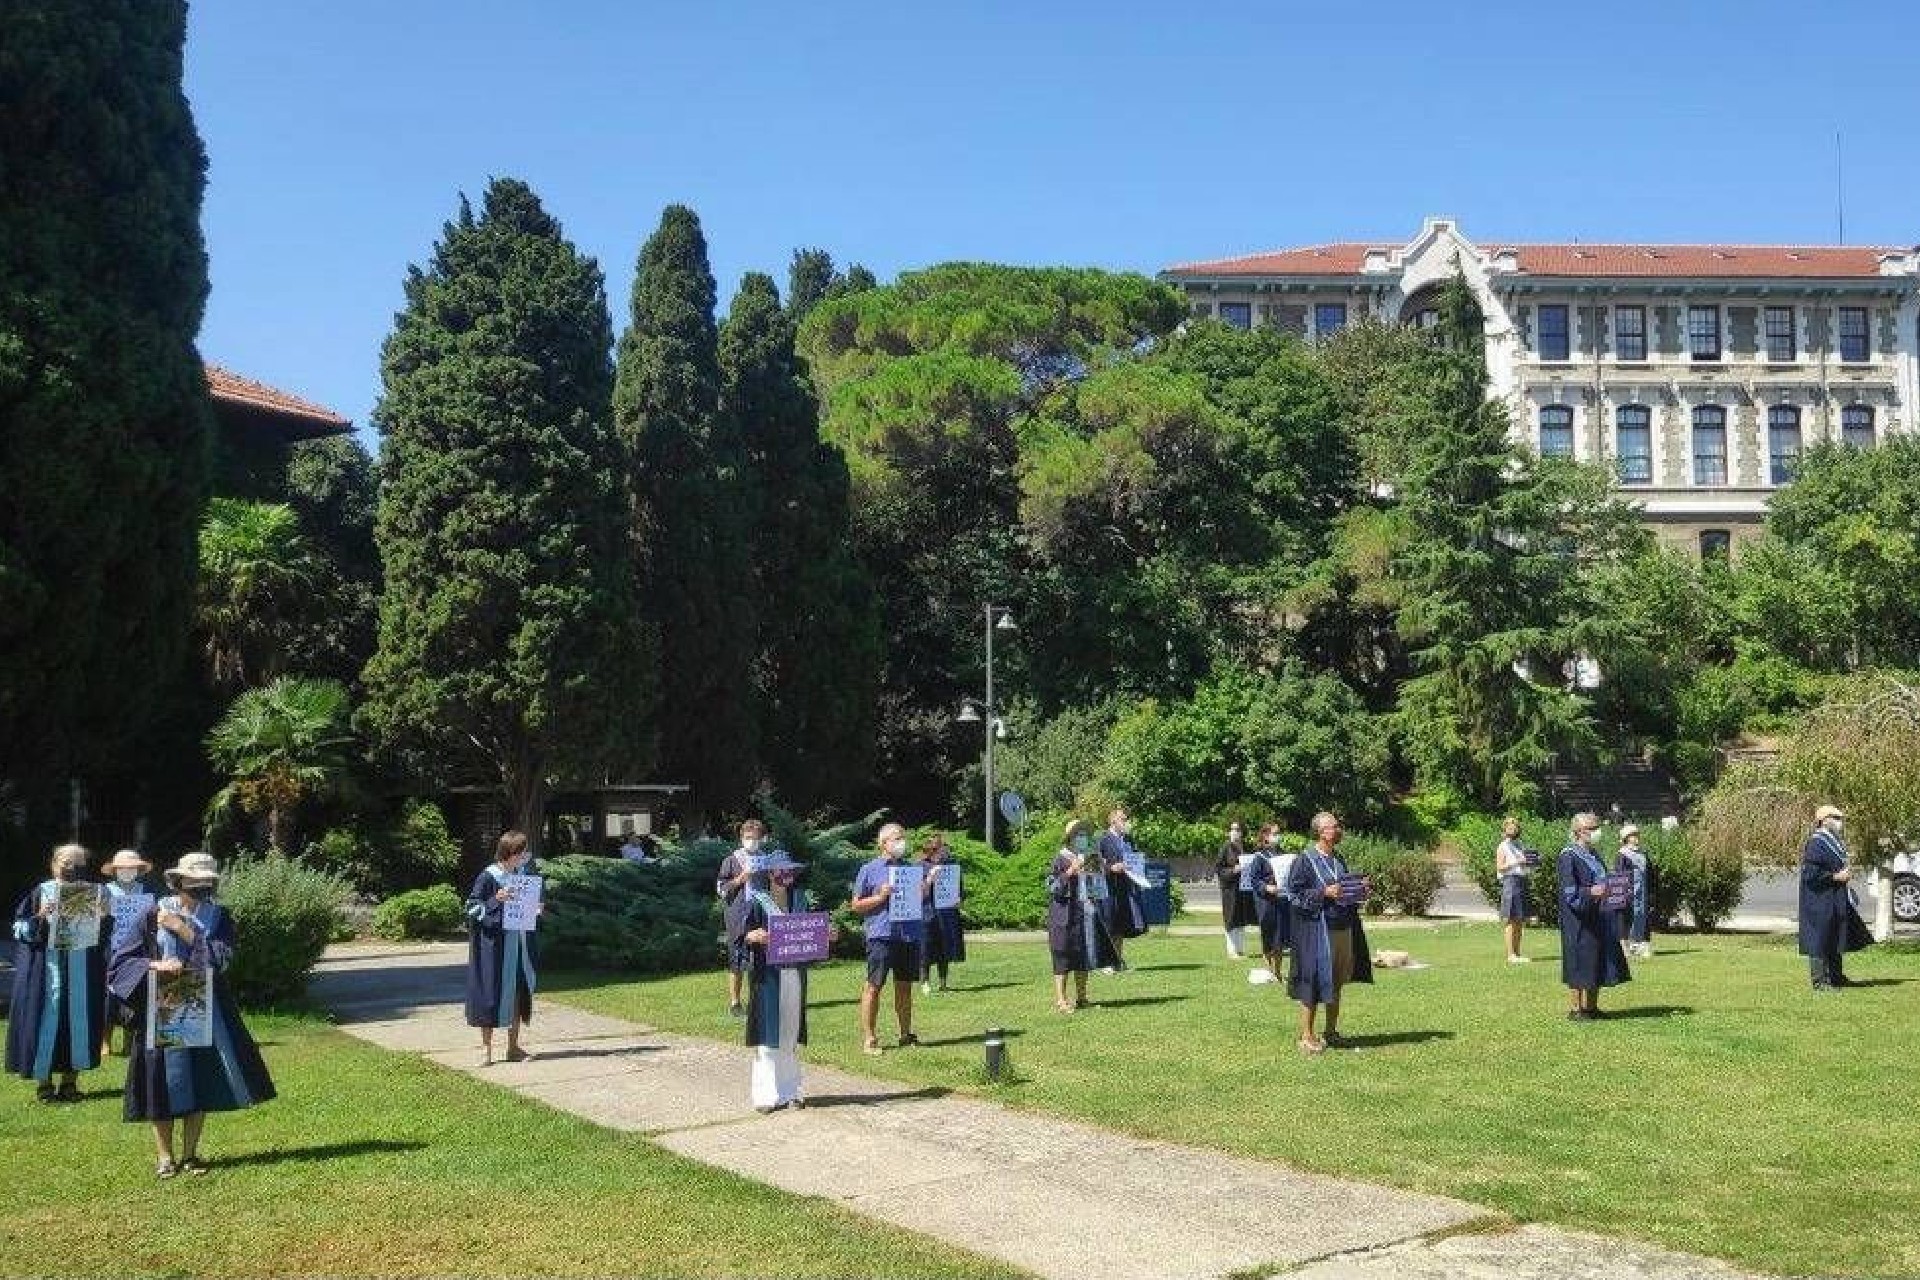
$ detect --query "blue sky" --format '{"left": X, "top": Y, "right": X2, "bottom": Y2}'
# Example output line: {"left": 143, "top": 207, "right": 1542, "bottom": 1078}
{"left": 186, "top": 0, "right": 1920, "bottom": 441}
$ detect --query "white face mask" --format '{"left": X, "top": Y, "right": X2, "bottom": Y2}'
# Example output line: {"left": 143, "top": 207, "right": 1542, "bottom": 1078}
{"left": 887, "top": 838, "right": 908, "bottom": 857}
{"left": 743, "top": 838, "right": 763, "bottom": 854}
{"left": 115, "top": 869, "right": 141, "bottom": 884}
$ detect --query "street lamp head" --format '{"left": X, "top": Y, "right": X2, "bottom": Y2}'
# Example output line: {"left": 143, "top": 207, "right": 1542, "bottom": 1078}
{"left": 994, "top": 611, "right": 1017, "bottom": 633}
{"left": 956, "top": 702, "right": 982, "bottom": 724}
{"left": 993, "top": 718, "right": 1008, "bottom": 741}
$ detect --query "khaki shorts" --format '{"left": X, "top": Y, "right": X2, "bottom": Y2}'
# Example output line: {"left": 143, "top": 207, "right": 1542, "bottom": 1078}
{"left": 1328, "top": 924, "right": 1355, "bottom": 990}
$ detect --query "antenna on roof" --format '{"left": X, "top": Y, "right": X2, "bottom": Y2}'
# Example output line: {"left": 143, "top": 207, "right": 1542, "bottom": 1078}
{"left": 1835, "top": 130, "right": 1846, "bottom": 245}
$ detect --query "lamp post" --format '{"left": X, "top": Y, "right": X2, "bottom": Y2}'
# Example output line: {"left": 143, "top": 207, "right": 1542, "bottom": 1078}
{"left": 957, "top": 604, "right": 1016, "bottom": 848}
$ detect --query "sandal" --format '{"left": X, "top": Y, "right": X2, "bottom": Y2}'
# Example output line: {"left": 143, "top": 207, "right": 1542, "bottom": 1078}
{"left": 1054, "top": 1000, "right": 1074, "bottom": 1014}
{"left": 1297, "top": 1037, "right": 1325, "bottom": 1055}
{"left": 155, "top": 1160, "right": 178, "bottom": 1180}
{"left": 861, "top": 1041, "right": 884, "bottom": 1057}
{"left": 178, "top": 1157, "right": 209, "bottom": 1176}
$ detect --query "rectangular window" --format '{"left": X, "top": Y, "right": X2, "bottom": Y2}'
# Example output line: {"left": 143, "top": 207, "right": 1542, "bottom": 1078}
{"left": 1613, "top": 306, "right": 1646, "bottom": 361}
{"left": 1842, "top": 405, "right": 1876, "bottom": 448}
{"left": 1537, "top": 305, "right": 1570, "bottom": 361}
{"left": 1692, "top": 407, "right": 1728, "bottom": 485}
{"left": 1217, "top": 302, "right": 1251, "bottom": 330}
{"left": 1699, "top": 529, "right": 1732, "bottom": 563}
{"left": 1313, "top": 303, "right": 1347, "bottom": 337}
{"left": 1764, "top": 306, "right": 1796, "bottom": 362}
{"left": 1537, "top": 405, "right": 1575, "bottom": 458}
{"left": 1688, "top": 306, "right": 1721, "bottom": 361}
{"left": 1767, "top": 406, "right": 1802, "bottom": 484}
{"left": 1615, "top": 406, "right": 1652, "bottom": 484}
{"left": 1838, "top": 306, "right": 1869, "bottom": 361}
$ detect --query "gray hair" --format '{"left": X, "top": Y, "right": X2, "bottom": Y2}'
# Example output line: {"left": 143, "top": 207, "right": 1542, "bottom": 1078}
{"left": 1310, "top": 811, "right": 1340, "bottom": 837}
{"left": 1572, "top": 812, "right": 1601, "bottom": 836}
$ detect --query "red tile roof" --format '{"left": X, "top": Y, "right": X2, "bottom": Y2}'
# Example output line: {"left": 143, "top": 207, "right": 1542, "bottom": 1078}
{"left": 205, "top": 363, "right": 350, "bottom": 429}
{"left": 1163, "top": 243, "right": 1383, "bottom": 277}
{"left": 1164, "top": 241, "right": 1907, "bottom": 280}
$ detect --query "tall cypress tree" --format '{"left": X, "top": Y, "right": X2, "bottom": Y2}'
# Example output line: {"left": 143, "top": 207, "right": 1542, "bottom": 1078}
{"left": 720, "top": 273, "right": 880, "bottom": 812}
{"left": 365, "top": 179, "right": 642, "bottom": 846}
{"left": 616, "top": 206, "right": 760, "bottom": 819}
{"left": 0, "top": 0, "right": 212, "bottom": 801}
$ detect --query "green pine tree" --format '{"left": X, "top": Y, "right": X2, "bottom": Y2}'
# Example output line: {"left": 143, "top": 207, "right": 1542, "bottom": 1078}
{"left": 720, "top": 272, "right": 880, "bottom": 813}
{"left": 364, "top": 179, "right": 644, "bottom": 846}
{"left": 0, "top": 0, "right": 213, "bottom": 799}
{"left": 615, "top": 206, "right": 761, "bottom": 819}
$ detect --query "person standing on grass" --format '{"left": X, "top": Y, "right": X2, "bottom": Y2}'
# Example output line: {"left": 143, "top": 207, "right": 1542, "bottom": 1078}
{"left": 101, "top": 849, "right": 157, "bottom": 1058}
{"left": 7, "top": 844, "right": 108, "bottom": 1102}
{"left": 1214, "top": 821, "right": 1258, "bottom": 959}
{"left": 1495, "top": 817, "right": 1533, "bottom": 964}
{"left": 850, "top": 822, "right": 921, "bottom": 1055}
{"left": 1557, "top": 812, "right": 1630, "bottom": 1020}
{"left": 1098, "top": 808, "right": 1147, "bottom": 972}
{"left": 1799, "top": 804, "right": 1871, "bottom": 991}
{"left": 917, "top": 834, "right": 965, "bottom": 994}
{"left": 1615, "top": 824, "right": 1653, "bottom": 959}
{"left": 1246, "top": 823, "right": 1294, "bottom": 981}
{"left": 107, "top": 853, "right": 275, "bottom": 1179}
{"left": 464, "top": 830, "right": 541, "bottom": 1065}
{"left": 1047, "top": 819, "right": 1115, "bottom": 1012}
{"left": 730, "top": 850, "right": 835, "bottom": 1112}
{"left": 1285, "top": 813, "right": 1372, "bottom": 1053}
{"left": 715, "top": 819, "right": 768, "bottom": 1017}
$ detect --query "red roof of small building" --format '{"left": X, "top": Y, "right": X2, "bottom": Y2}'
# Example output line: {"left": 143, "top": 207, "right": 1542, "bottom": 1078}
{"left": 205, "top": 363, "right": 350, "bottom": 430}
{"left": 1163, "top": 243, "right": 1383, "bottom": 277}
{"left": 1164, "top": 241, "right": 1906, "bottom": 281}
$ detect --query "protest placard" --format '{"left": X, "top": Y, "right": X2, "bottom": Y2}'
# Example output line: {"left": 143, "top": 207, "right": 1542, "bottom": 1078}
{"left": 52, "top": 883, "right": 101, "bottom": 950}
{"left": 148, "top": 965, "right": 213, "bottom": 1049}
{"left": 931, "top": 864, "right": 961, "bottom": 910}
{"left": 502, "top": 874, "right": 543, "bottom": 932}
{"left": 888, "top": 865, "right": 924, "bottom": 922}
{"left": 767, "top": 912, "right": 831, "bottom": 965}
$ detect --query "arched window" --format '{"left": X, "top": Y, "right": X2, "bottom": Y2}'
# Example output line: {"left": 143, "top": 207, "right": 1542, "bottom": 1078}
{"left": 1691, "top": 406, "right": 1728, "bottom": 486}
{"left": 1538, "top": 405, "right": 1575, "bottom": 459}
{"left": 1767, "top": 405, "right": 1802, "bottom": 484}
{"left": 1615, "top": 405, "right": 1652, "bottom": 484}
{"left": 1842, "top": 404, "right": 1876, "bottom": 449}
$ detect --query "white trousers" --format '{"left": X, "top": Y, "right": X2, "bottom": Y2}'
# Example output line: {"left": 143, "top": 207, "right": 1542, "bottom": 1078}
{"left": 1225, "top": 926, "right": 1244, "bottom": 958}
{"left": 750, "top": 969, "right": 804, "bottom": 1108}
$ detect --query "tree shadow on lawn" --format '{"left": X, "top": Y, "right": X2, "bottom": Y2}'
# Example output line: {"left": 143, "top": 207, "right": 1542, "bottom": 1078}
{"left": 939, "top": 981, "right": 1030, "bottom": 993}
{"left": 1841, "top": 977, "right": 1909, "bottom": 988}
{"left": 1333, "top": 1029, "right": 1454, "bottom": 1049}
{"left": 801, "top": 1086, "right": 950, "bottom": 1110}
{"left": 1601, "top": 1004, "right": 1695, "bottom": 1019}
{"left": 214, "top": 1139, "right": 427, "bottom": 1169}
{"left": 1127, "top": 962, "right": 1204, "bottom": 972}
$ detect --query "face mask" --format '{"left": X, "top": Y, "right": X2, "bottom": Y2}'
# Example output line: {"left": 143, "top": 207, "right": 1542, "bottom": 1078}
{"left": 53, "top": 865, "right": 77, "bottom": 881}
{"left": 1073, "top": 836, "right": 1090, "bottom": 853}
{"left": 743, "top": 838, "right": 763, "bottom": 854}
{"left": 887, "top": 838, "right": 908, "bottom": 857}
{"left": 115, "top": 869, "right": 140, "bottom": 884}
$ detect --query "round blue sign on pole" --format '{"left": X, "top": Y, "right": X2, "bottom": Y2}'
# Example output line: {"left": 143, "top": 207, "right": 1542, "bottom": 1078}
{"left": 998, "top": 791, "right": 1027, "bottom": 828}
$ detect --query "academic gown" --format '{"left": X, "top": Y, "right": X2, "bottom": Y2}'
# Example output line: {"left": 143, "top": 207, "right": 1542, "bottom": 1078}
{"left": 1284, "top": 851, "right": 1373, "bottom": 1003}
{"left": 6, "top": 881, "right": 106, "bottom": 1081}
{"left": 1046, "top": 853, "right": 1118, "bottom": 972}
{"left": 1098, "top": 832, "right": 1148, "bottom": 939}
{"left": 1215, "top": 842, "right": 1259, "bottom": 930}
{"left": 1557, "top": 845, "right": 1632, "bottom": 989}
{"left": 106, "top": 899, "right": 275, "bottom": 1121}
{"left": 728, "top": 887, "right": 813, "bottom": 1050}
{"left": 464, "top": 867, "right": 535, "bottom": 1029}
{"left": 1246, "top": 851, "right": 1293, "bottom": 954}
{"left": 1797, "top": 830, "right": 1872, "bottom": 959}
{"left": 1614, "top": 848, "right": 1652, "bottom": 943}
{"left": 919, "top": 859, "right": 967, "bottom": 967}
{"left": 103, "top": 878, "right": 158, "bottom": 1031}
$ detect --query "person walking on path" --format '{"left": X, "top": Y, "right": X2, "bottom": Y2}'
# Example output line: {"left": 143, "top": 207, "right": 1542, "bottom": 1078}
{"left": 850, "top": 823, "right": 921, "bottom": 1055}
{"left": 106, "top": 853, "right": 275, "bottom": 1178}
{"left": 1214, "top": 821, "right": 1258, "bottom": 959}
{"left": 7, "top": 843, "right": 108, "bottom": 1102}
{"left": 1557, "top": 813, "right": 1630, "bottom": 1020}
{"left": 1615, "top": 824, "right": 1653, "bottom": 959}
{"left": 917, "top": 834, "right": 965, "bottom": 994}
{"left": 1098, "top": 809, "right": 1147, "bottom": 972}
{"left": 1798, "top": 803, "right": 1871, "bottom": 991}
{"left": 730, "top": 850, "right": 834, "bottom": 1112}
{"left": 1495, "top": 817, "right": 1534, "bottom": 964}
{"left": 464, "top": 830, "right": 540, "bottom": 1065}
{"left": 715, "top": 819, "right": 767, "bottom": 1017}
{"left": 1047, "top": 819, "right": 1116, "bottom": 1011}
{"left": 1286, "top": 813, "right": 1372, "bottom": 1053}
{"left": 1245, "top": 823, "right": 1294, "bottom": 981}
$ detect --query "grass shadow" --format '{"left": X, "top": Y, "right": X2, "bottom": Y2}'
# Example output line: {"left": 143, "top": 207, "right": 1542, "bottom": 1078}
{"left": 801, "top": 1086, "right": 949, "bottom": 1109}
{"left": 809, "top": 997, "right": 859, "bottom": 1010}
{"left": 1334, "top": 1029, "right": 1455, "bottom": 1049}
{"left": 906, "top": 1029, "right": 1026, "bottom": 1049}
{"left": 1841, "top": 978, "right": 1909, "bottom": 988}
{"left": 1128, "top": 962, "right": 1204, "bottom": 972}
{"left": 213, "top": 1139, "right": 427, "bottom": 1169}
{"left": 1599, "top": 1004, "right": 1695, "bottom": 1020}
{"left": 1085, "top": 995, "right": 1189, "bottom": 1010}
{"left": 934, "top": 980, "right": 1028, "bottom": 993}
{"left": 528, "top": 1044, "right": 667, "bottom": 1062}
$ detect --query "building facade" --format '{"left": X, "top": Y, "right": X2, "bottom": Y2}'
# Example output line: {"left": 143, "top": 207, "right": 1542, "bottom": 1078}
{"left": 1162, "top": 218, "right": 1920, "bottom": 555}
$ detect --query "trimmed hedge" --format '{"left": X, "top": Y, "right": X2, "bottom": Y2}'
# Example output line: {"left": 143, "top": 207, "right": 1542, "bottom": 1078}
{"left": 220, "top": 852, "right": 353, "bottom": 1005}
{"left": 371, "top": 884, "right": 465, "bottom": 939}
{"left": 1338, "top": 835, "right": 1445, "bottom": 916}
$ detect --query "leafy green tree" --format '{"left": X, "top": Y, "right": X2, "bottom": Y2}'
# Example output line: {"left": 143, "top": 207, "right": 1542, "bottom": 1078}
{"left": 206, "top": 676, "right": 358, "bottom": 855}
{"left": 615, "top": 206, "right": 760, "bottom": 820}
{"left": 0, "top": 0, "right": 212, "bottom": 796}
{"left": 280, "top": 435, "right": 380, "bottom": 682}
{"left": 365, "top": 179, "right": 642, "bottom": 846}
{"left": 197, "top": 498, "right": 315, "bottom": 688}
{"left": 719, "top": 272, "right": 880, "bottom": 813}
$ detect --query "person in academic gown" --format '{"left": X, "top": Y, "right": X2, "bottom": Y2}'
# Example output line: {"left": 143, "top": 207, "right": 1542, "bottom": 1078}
{"left": 101, "top": 850, "right": 157, "bottom": 1056}
{"left": 730, "top": 850, "right": 834, "bottom": 1112}
{"left": 715, "top": 819, "right": 768, "bottom": 1017}
{"left": 106, "top": 852, "right": 275, "bottom": 1178}
{"left": 1285, "top": 814, "right": 1373, "bottom": 1052}
{"left": 1614, "top": 824, "right": 1653, "bottom": 959}
{"left": 1047, "top": 819, "right": 1117, "bottom": 1011}
{"left": 1798, "top": 804, "right": 1871, "bottom": 990}
{"left": 1098, "top": 808, "right": 1147, "bottom": 970}
{"left": 1557, "top": 812, "right": 1631, "bottom": 1020}
{"left": 1214, "top": 821, "right": 1258, "bottom": 959}
{"left": 1246, "top": 824, "right": 1295, "bottom": 981}
{"left": 465, "top": 829, "right": 540, "bottom": 1064}
{"left": 916, "top": 835, "right": 966, "bottom": 993}
{"left": 7, "top": 843, "right": 108, "bottom": 1102}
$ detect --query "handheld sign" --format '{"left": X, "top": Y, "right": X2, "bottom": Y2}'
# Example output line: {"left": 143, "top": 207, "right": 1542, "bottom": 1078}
{"left": 147, "top": 965, "right": 213, "bottom": 1050}
{"left": 888, "top": 865, "right": 925, "bottom": 922}
{"left": 931, "top": 864, "right": 962, "bottom": 911}
{"left": 1236, "top": 853, "right": 1258, "bottom": 892}
{"left": 501, "top": 874, "right": 543, "bottom": 932}
{"left": 110, "top": 891, "right": 154, "bottom": 939}
{"left": 1603, "top": 872, "right": 1633, "bottom": 910}
{"left": 1520, "top": 849, "right": 1543, "bottom": 868}
{"left": 766, "top": 912, "right": 831, "bottom": 965}
{"left": 1122, "top": 851, "right": 1150, "bottom": 889}
{"left": 52, "top": 883, "right": 102, "bottom": 950}
{"left": 1336, "top": 874, "right": 1371, "bottom": 907}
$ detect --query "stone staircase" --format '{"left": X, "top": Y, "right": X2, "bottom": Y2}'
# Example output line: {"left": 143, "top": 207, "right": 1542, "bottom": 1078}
{"left": 1541, "top": 757, "right": 1681, "bottom": 820}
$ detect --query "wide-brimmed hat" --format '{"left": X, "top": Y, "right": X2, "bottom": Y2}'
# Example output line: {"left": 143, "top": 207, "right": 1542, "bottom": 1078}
{"left": 163, "top": 852, "right": 221, "bottom": 889}
{"left": 1619, "top": 824, "right": 1641, "bottom": 839}
{"left": 1815, "top": 804, "right": 1845, "bottom": 822}
{"left": 108, "top": 849, "right": 151, "bottom": 873}
{"left": 755, "top": 849, "right": 806, "bottom": 874}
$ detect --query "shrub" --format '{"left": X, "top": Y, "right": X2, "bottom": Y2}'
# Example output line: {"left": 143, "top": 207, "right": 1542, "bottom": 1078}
{"left": 538, "top": 852, "right": 721, "bottom": 972}
{"left": 219, "top": 852, "right": 353, "bottom": 1005}
{"left": 371, "top": 884, "right": 465, "bottom": 940}
{"left": 306, "top": 799, "right": 461, "bottom": 896}
{"left": 1450, "top": 812, "right": 1569, "bottom": 928}
{"left": 1338, "top": 835, "right": 1444, "bottom": 916}
{"left": 1642, "top": 826, "right": 1744, "bottom": 932}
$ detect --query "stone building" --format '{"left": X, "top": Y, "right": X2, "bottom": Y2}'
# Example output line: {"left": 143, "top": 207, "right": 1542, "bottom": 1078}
{"left": 1162, "top": 218, "right": 1920, "bottom": 556}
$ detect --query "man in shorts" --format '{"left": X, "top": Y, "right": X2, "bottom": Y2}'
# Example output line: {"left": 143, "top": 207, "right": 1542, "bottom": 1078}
{"left": 850, "top": 822, "right": 921, "bottom": 1055}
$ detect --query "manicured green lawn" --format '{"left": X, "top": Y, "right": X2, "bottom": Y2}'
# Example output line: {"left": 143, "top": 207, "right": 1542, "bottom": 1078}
{"left": 549, "top": 924, "right": 1919, "bottom": 1279}
{"left": 0, "top": 1012, "right": 1025, "bottom": 1279}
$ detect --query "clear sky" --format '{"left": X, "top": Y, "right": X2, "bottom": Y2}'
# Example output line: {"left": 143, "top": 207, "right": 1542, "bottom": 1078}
{"left": 185, "top": 0, "right": 1920, "bottom": 441}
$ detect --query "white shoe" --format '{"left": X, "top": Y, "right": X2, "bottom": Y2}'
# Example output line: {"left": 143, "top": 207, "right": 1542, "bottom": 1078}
{"left": 1097, "top": 966, "right": 1116, "bottom": 975}
{"left": 1507, "top": 955, "right": 1531, "bottom": 964}
{"left": 920, "top": 982, "right": 932, "bottom": 995}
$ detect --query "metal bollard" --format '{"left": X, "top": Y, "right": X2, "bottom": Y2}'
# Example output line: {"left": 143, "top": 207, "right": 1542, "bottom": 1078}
{"left": 983, "top": 1026, "right": 1005, "bottom": 1081}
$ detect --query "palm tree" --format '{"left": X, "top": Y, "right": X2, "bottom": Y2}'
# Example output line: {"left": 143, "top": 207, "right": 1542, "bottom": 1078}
{"left": 205, "top": 676, "right": 357, "bottom": 855}
{"left": 197, "top": 498, "right": 314, "bottom": 688}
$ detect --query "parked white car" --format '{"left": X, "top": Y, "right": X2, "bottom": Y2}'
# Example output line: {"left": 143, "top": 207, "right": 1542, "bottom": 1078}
{"left": 1886, "top": 852, "right": 1920, "bottom": 924}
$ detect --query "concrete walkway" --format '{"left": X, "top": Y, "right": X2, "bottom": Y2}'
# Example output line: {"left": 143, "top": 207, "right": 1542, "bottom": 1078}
{"left": 310, "top": 942, "right": 1769, "bottom": 1280}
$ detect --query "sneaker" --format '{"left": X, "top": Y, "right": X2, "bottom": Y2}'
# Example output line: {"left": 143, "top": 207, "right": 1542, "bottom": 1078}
{"left": 1507, "top": 955, "right": 1531, "bottom": 964}
{"left": 1097, "top": 966, "right": 1116, "bottom": 976}
{"left": 53, "top": 1082, "right": 80, "bottom": 1102}
{"left": 34, "top": 1082, "right": 55, "bottom": 1103}
{"left": 898, "top": 1032, "right": 919, "bottom": 1048}
{"left": 921, "top": 982, "right": 932, "bottom": 996}
{"left": 155, "top": 1160, "right": 178, "bottom": 1180}
{"left": 178, "top": 1156, "right": 209, "bottom": 1176}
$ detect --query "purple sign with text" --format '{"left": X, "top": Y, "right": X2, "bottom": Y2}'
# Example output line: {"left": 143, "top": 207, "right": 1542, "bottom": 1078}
{"left": 767, "top": 911, "right": 831, "bottom": 966}
{"left": 1603, "top": 872, "right": 1633, "bottom": 910}
{"left": 1336, "top": 874, "right": 1371, "bottom": 906}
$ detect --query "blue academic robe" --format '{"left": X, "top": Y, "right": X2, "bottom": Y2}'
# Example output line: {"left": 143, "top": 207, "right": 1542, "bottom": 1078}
{"left": 5, "top": 881, "right": 106, "bottom": 1081}
{"left": 1614, "top": 849, "right": 1651, "bottom": 943}
{"left": 1797, "top": 830, "right": 1871, "bottom": 958}
{"left": 1246, "top": 851, "right": 1292, "bottom": 954}
{"left": 1284, "top": 850, "right": 1373, "bottom": 1003}
{"left": 464, "top": 867, "right": 535, "bottom": 1029}
{"left": 1046, "top": 853, "right": 1117, "bottom": 972}
{"left": 1098, "top": 832, "right": 1148, "bottom": 939}
{"left": 919, "top": 858, "right": 966, "bottom": 967}
{"left": 106, "top": 898, "right": 275, "bottom": 1121}
{"left": 1557, "top": 845, "right": 1632, "bottom": 989}
{"left": 730, "top": 887, "right": 813, "bottom": 1050}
